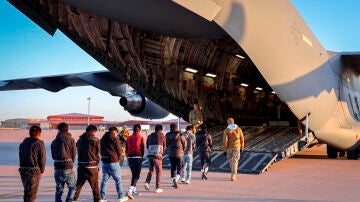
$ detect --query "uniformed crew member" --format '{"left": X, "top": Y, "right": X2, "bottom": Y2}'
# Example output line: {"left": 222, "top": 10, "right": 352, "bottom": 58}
{"left": 189, "top": 103, "right": 203, "bottom": 134}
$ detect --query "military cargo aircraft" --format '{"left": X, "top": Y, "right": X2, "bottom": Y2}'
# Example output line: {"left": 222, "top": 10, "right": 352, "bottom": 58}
{"left": 2, "top": 0, "right": 360, "bottom": 160}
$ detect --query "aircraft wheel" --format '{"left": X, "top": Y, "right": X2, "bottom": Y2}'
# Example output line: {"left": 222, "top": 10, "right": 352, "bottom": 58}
{"left": 347, "top": 149, "right": 358, "bottom": 160}
{"left": 327, "top": 145, "right": 338, "bottom": 159}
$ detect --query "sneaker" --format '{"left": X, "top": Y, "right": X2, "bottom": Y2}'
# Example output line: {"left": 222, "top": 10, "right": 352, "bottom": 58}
{"left": 185, "top": 180, "right": 190, "bottom": 184}
{"left": 144, "top": 183, "right": 150, "bottom": 190}
{"left": 127, "top": 191, "right": 135, "bottom": 199}
{"left": 154, "top": 188, "right": 163, "bottom": 193}
{"left": 100, "top": 200, "right": 107, "bottom": 202}
{"left": 133, "top": 190, "right": 141, "bottom": 196}
{"left": 118, "top": 196, "right": 129, "bottom": 202}
{"left": 202, "top": 172, "right": 208, "bottom": 180}
{"left": 181, "top": 178, "right": 185, "bottom": 183}
{"left": 172, "top": 178, "right": 178, "bottom": 188}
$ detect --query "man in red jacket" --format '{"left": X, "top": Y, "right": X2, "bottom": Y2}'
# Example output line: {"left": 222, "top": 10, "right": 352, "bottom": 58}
{"left": 126, "top": 124, "right": 145, "bottom": 199}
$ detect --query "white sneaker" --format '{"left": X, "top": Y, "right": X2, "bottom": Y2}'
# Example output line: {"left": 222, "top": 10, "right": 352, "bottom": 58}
{"left": 181, "top": 178, "right": 185, "bottom": 183}
{"left": 144, "top": 182, "right": 150, "bottom": 190}
{"left": 154, "top": 188, "right": 163, "bottom": 193}
{"left": 118, "top": 196, "right": 129, "bottom": 202}
{"left": 185, "top": 180, "right": 190, "bottom": 184}
{"left": 100, "top": 200, "right": 108, "bottom": 202}
{"left": 127, "top": 190, "right": 134, "bottom": 199}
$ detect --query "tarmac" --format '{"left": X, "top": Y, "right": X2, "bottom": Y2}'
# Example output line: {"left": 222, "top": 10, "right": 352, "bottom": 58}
{"left": 1, "top": 130, "right": 360, "bottom": 201}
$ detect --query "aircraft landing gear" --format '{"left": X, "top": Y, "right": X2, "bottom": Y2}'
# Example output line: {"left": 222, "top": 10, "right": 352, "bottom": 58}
{"left": 327, "top": 145, "right": 338, "bottom": 159}
{"left": 347, "top": 149, "right": 358, "bottom": 160}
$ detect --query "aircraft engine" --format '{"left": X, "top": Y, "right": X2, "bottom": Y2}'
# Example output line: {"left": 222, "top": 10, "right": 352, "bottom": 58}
{"left": 119, "top": 93, "right": 169, "bottom": 119}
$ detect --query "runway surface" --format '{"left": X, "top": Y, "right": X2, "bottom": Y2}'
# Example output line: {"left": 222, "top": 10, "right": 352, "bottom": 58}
{"left": 0, "top": 130, "right": 359, "bottom": 201}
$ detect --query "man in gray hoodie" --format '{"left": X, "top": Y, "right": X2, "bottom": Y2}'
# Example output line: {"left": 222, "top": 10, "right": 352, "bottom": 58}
{"left": 51, "top": 122, "right": 76, "bottom": 202}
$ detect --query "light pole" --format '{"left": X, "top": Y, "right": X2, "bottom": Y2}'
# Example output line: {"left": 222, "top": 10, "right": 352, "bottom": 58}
{"left": 87, "top": 97, "right": 91, "bottom": 126}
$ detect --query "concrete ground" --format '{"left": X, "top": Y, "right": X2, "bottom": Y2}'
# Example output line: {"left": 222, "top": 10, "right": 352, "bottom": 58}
{"left": 0, "top": 152, "right": 359, "bottom": 201}
{"left": 0, "top": 130, "right": 358, "bottom": 202}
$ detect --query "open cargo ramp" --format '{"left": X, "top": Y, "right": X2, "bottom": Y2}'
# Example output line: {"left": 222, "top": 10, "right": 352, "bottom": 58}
{"left": 142, "top": 126, "right": 312, "bottom": 174}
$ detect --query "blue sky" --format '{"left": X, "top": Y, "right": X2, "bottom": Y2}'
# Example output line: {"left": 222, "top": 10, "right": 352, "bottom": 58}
{"left": 0, "top": 1, "right": 359, "bottom": 121}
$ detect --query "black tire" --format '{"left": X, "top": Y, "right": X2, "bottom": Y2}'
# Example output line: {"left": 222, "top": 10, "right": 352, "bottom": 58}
{"left": 327, "top": 145, "right": 338, "bottom": 159}
{"left": 347, "top": 149, "right": 358, "bottom": 160}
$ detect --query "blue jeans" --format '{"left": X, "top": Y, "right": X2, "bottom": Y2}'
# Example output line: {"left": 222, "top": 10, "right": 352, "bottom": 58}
{"left": 100, "top": 162, "right": 123, "bottom": 199}
{"left": 181, "top": 154, "right": 193, "bottom": 181}
{"left": 54, "top": 169, "right": 76, "bottom": 202}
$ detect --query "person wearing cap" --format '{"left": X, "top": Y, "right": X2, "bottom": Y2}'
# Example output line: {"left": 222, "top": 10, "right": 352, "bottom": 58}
{"left": 73, "top": 125, "right": 101, "bottom": 202}
{"left": 51, "top": 122, "right": 77, "bottom": 202}
{"left": 195, "top": 123, "right": 212, "bottom": 180}
{"left": 189, "top": 103, "right": 203, "bottom": 134}
{"left": 19, "top": 126, "right": 46, "bottom": 202}
{"left": 223, "top": 118, "right": 244, "bottom": 181}
{"left": 100, "top": 127, "right": 128, "bottom": 202}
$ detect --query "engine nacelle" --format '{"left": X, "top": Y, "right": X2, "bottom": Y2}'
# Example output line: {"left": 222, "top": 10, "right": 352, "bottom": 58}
{"left": 119, "top": 93, "right": 169, "bottom": 119}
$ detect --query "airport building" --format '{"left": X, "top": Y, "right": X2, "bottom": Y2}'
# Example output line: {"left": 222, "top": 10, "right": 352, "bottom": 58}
{"left": 1, "top": 118, "right": 45, "bottom": 129}
{"left": 27, "top": 113, "right": 122, "bottom": 130}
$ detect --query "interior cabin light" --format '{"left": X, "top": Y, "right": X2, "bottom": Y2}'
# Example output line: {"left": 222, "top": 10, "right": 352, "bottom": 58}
{"left": 205, "top": 73, "right": 217, "bottom": 78}
{"left": 271, "top": 91, "right": 276, "bottom": 94}
{"left": 240, "top": 83, "right": 248, "bottom": 87}
{"left": 185, "top": 67, "right": 198, "bottom": 73}
{"left": 235, "top": 54, "right": 245, "bottom": 59}
{"left": 256, "top": 87, "right": 263, "bottom": 91}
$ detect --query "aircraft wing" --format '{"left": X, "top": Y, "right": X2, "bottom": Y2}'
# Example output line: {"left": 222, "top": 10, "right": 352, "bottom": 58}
{"left": 0, "top": 70, "right": 128, "bottom": 96}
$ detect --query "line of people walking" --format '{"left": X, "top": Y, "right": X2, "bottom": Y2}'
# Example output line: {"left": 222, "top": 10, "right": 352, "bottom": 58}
{"left": 18, "top": 117, "right": 244, "bottom": 202}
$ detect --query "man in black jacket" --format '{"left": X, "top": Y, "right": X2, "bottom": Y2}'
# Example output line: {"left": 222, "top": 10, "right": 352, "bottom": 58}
{"left": 196, "top": 123, "right": 213, "bottom": 180}
{"left": 19, "top": 126, "right": 46, "bottom": 202}
{"left": 166, "top": 123, "right": 187, "bottom": 189}
{"left": 73, "top": 125, "right": 100, "bottom": 202}
{"left": 100, "top": 127, "right": 128, "bottom": 202}
{"left": 144, "top": 124, "right": 166, "bottom": 193}
{"left": 51, "top": 122, "right": 76, "bottom": 202}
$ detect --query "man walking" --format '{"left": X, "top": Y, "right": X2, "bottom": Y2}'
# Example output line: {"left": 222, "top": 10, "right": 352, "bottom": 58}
{"left": 181, "top": 125, "right": 196, "bottom": 184}
{"left": 100, "top": 127, "right": 128, "bottom": 202}
{"left": 196, "top": 123, "right": 213, "bottom": 180}
{"left": 223, "top": 118, "right": 244, "bottom": 181}
{"left": 51, "top": 122, "right": 76, "bottom": 202}
{"left": 73, "top": 125, "right": 101, "bottom": 202}
{"left": 126, "top": 124, "right": 145, "bottom": 199}
{"left": 144, "top": 124, "right": 166, "bottom": 193}
{"left": 166, "top": 123, "right": 187, "bottom": 188}
{"left": 19, "top": 126, "right": 46, "bottom": 202}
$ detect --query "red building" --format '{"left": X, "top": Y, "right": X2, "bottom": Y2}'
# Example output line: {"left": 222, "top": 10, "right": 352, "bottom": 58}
{"left": 28, "top": 113, "right": 122, "bottom": 130}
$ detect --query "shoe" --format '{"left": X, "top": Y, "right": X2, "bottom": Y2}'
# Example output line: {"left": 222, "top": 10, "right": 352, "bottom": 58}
{"left": 185, "top": 180, "right": 190, "bottom": 184}
{"left": 144, "top": 182, "right": 150, "bottom": 190}
{"left": 154, "top": 188, "right": 163, "bottom": 193}
{"left": 181, "top": 178, "right": 185, "bottom": 183}
{"left": 202, "top": 172, "right": 208, "bottom": 180}
{"left": 118, "top": 196, "right": 129, "bottom": 202}
{"left": 127, "top": 191, "right": 135, "bottom": 199}
{"left": 133, "top": 190, "right": 141, "bottom": 196}
{"left": 100, "top": 200, "right": 108, "bottom": 202}
{"left": 172, "top": 178, "right": 178, "bottom": 188}
{"left": 231, "top": 176, "right": 236, "bottom": 181}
